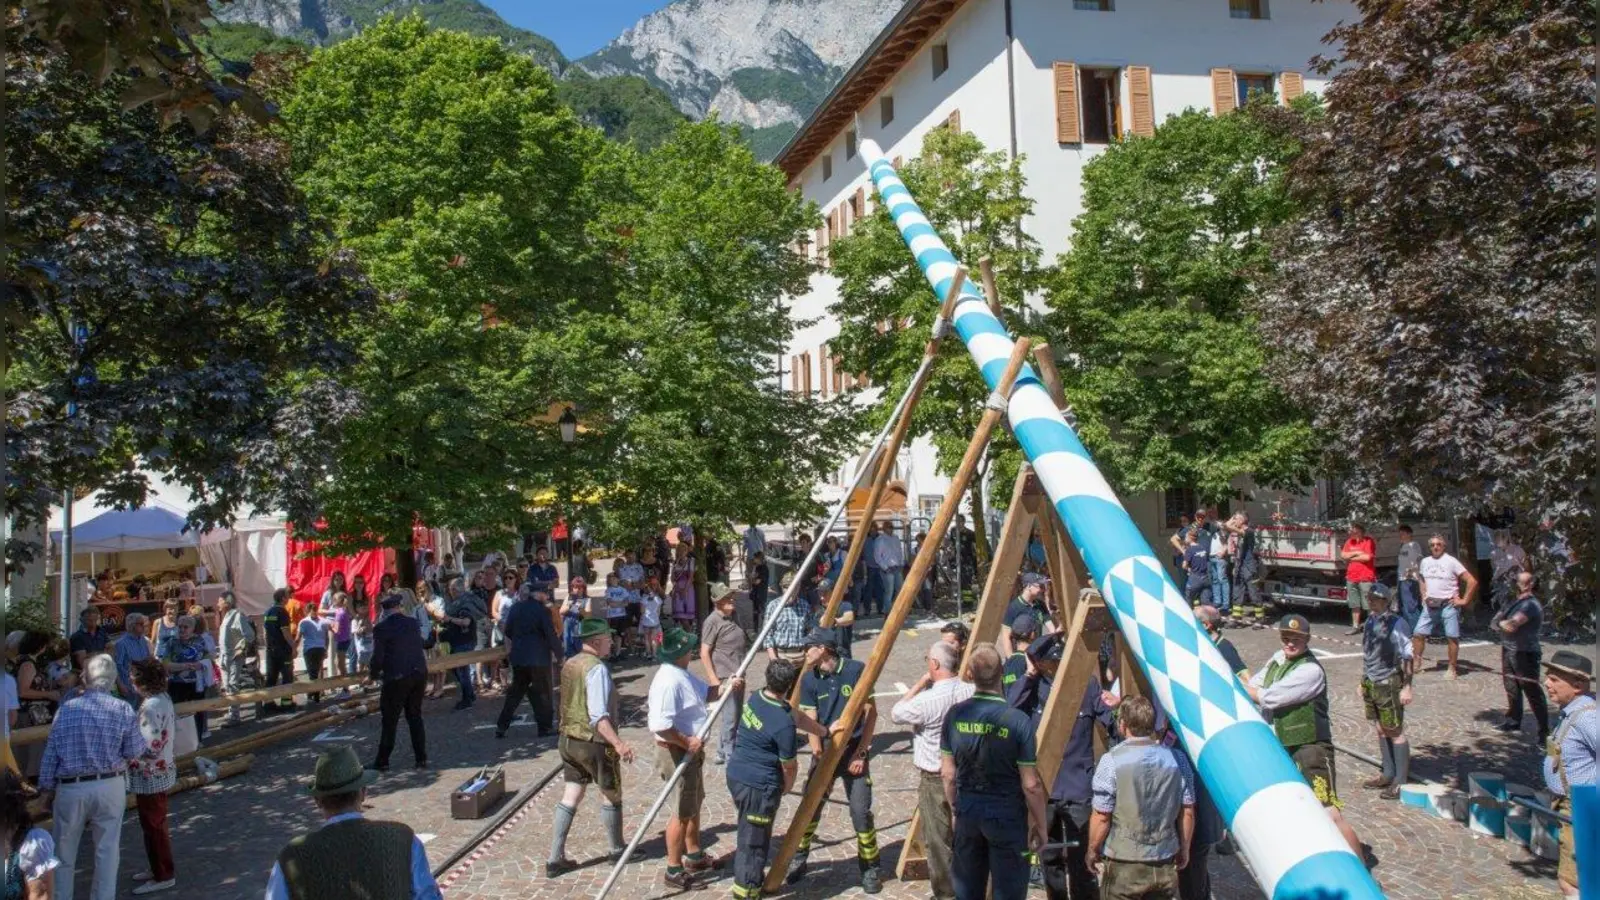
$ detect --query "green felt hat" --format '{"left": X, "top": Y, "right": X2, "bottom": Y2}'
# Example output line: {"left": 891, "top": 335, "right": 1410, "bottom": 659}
{"left": 578, "top": 617, "right": 616, "bottom": 639}
{"left": 657, "top": 626, "right": 700, "bottom": 664}
{"left": 307, "top": 746, "right": 379, "bottom": 797}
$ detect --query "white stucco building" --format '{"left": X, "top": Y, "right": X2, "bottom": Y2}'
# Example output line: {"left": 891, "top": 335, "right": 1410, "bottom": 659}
{"left": 775, "top": 0, "right": 1348, "bottom": 548}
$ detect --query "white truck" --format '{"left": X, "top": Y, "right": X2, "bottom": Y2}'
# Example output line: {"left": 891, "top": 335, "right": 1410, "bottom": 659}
{"left": 1241, "top": 481, "right": 1457, "bottom": 610}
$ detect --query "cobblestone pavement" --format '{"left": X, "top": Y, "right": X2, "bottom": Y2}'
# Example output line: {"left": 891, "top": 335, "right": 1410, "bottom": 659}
{"left": 63, "top": 601, "right": 1572, "bottom": 900}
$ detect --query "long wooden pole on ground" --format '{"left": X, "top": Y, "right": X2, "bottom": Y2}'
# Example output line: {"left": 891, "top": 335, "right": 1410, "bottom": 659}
{"left": 896, "top": 460, "right": 1039, "bottom": 882}
{"left": 763, "top": 338, "right": 1033, "bottom": 895}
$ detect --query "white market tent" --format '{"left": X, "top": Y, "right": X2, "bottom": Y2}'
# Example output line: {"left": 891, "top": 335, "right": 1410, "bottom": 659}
{"left": 49, "top": 474, "right": 287, "bottom": 615}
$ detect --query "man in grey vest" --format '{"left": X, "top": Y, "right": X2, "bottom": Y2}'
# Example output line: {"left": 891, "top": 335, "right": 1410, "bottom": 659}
{"left": 1086, "top": 694, "right": 1194, "bottom": 900}
{"left": 266, "top": 746, "right": 442, "bottom": 899}
{"left": 1357, "top": 583, "right": 1414, "bottom": 800}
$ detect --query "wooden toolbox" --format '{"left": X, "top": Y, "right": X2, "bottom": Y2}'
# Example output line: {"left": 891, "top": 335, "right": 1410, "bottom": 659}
{"left": 450, "top": 766, "right": 507, "bottom": 820}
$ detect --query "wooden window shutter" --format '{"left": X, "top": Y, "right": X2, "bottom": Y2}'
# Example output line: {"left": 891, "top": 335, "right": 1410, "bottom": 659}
{"left": 1053, "top": 62, "right": 1080, "bottom": 144}
{"left": 946, "top": 109, "right": 961, "bottom": 133}
{"left": 819, "top": 345, "right": 831, "bottom": 396}
{"left": 854, "top": 187, "right": 865, "bottom": 226}
{"left": 1127, "top": 65, "right": 1154, "bottom": 137}
{"left": 1211, "top": 67, "right": 1237, "bottom": 114}
{"left": 790, "top": 355, "right": 801, "bottom": 394}
{"left": 858, "top": 372, "right": 870, "bottom": 388}
{"left": 894, "top": 156, "right": 904, "bottom": 169}
{"left": 832, "top": 356, "right": 844, "bottom": 393}
{"left": 801, "top": 352, "right": 812, "bottom": 395}
{"left": 1280, "top": 70, "right": 1305, "bottom": 103}
{"left": 841, "top": 369, "right": 854, "bottom": 390}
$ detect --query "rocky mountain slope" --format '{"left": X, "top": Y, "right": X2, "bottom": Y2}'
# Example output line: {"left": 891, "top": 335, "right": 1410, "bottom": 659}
{"left": 579, "top": 0, "right": 903, "bottom": 157}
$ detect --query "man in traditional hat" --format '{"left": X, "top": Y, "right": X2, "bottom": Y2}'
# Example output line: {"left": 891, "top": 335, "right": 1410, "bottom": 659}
{"left": 1356, "top": 583, "right": 1413, "bottom": 800}
{"left": 547, "top": 618, "right": 636, "bottom": 879}
{"left": 368, "top": 593, "right": 430, "bottom": 772}
{"left": 1246, "top": 614, "right": 1364, "bottom": 858}
{"left": 700, "top": 583, "right": 748, "bottom": 764}
{"left": 266, "top": 746, "right": 442, "bottom": 899}
{"left": 649, "top": 627, "right": 744, "bottom": 887}
{"left": 788, "top": 626, "right": 883, "bottom": 893}
{"left": 1542, "top": 650, "right": 1596, "bottom": 898}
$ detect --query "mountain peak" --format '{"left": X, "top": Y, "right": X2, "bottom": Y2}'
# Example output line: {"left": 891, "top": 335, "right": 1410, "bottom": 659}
{"left": 579, "top": 0, "right": 903, "bottom": 157}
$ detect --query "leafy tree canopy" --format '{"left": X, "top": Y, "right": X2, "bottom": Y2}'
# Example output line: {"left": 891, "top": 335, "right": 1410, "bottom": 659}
{"left": 1256, "top": 0, "right": 1595, "bottom": 592}
{"left": 4, "top": 34, "right": 371, "bottom": 570}
{"left": 1047, "top": 104, "right": 1320, "bottom": 503}
{"left": 829, "top": 127, "right": 1048, "bottom": 543}
{"left": 556, "top": 71, "right": 689, "bottom": 151}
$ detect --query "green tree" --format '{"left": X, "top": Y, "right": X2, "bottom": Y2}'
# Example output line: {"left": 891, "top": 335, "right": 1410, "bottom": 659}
{"left": 1045, "top": 105, "right": 1320, "bottom": 503}
{"left": 575, "top": 122, "right": 858, "bottom": 544}
{"left": 1257, "top": 0, "right": 1594, "bottom": 600}
{"left": 829, "top": 127, "right": 1049, "bottom": 553}
{"left": 280, "top": 15, "right": 606, "bottom": 566}
{"left": 555, "top": 71, "right": 688, "bottom": 151}
{"left": 4, "top": 35, "right": 370, "bottom": 572}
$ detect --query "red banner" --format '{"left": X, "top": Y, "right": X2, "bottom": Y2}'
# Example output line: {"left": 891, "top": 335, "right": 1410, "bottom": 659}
{"left": 285, "top": 525, "right": 394, "bottom": 607}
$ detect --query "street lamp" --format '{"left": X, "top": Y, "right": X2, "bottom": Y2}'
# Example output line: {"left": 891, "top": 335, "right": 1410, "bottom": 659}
{"left": 559, "top": 407, "right": 578, "bottom": 444}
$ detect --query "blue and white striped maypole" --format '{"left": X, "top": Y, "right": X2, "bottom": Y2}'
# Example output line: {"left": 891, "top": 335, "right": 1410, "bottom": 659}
{"left": 858, "top": 139, "right": 1383, "bottom": 900}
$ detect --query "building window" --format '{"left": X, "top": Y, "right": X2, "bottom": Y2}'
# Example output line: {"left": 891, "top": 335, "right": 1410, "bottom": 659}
{"left": 1229, "top": 0, "right": 1267, "bottom": 19}
{"left": 1163, "top": 488, "right": 1197, "bottom": 530}
{"left": 932, "top": 43, "right": 949, "bottom": 78}
{"left": 821, "top": 152, "right": 833, "bottom": 181}
{"left": 1074, "top": 0, "right": 1112, "bottom": 9}
{"left": 845, "top": 129, "right": 857, "bottom": 160}
{"left": 880, "top": 95, "right": 895, "bottom": 127}
{"left": 1079, "top": 67, "right": 1121, "bottom": 144}
{"left": 1237, "top": 73, "right": 1275, "bottom": 102}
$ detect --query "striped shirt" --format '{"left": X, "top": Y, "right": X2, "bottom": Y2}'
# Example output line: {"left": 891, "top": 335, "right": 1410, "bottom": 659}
{"left": 891, "top": 676, "right": 977, "bottom": 773}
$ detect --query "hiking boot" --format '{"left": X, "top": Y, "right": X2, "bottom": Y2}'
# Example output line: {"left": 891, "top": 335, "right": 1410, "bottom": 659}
{"left": 545, "top": 858, "right": 578, "bottom": 879}
{"left": 860, "top": 867, "right": 883, "bottom": 894}
{"left": 1361, "top": 775, "right": 1391, "bottom": 790}
{"left": 663, "top": 869, "right": 697, "bottom": 889}
{"left": 785, "top": 852, "right": 809, "bottom": 884}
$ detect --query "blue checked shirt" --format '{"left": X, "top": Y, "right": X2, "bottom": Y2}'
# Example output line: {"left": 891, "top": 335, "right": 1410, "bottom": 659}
{"left": 37, "top": 688, "right": 146, "bottom": 790}
{"left": 762, "top": 596, "right": 810, "bottom": 650}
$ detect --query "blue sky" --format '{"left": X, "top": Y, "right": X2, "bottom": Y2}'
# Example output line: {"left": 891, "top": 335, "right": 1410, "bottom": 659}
{"left": 484, "top": 0, "right": 666, "bottom": 59}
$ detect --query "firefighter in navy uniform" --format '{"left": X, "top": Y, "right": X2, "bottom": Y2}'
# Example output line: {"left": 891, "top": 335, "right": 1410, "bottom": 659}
{"left": 788, "top": 627, "right": 883, "bottom": 893}
{"left": 942, "top": 643, "right": 1049, "bottom": 900}
{"left": 725, "top": 659, "right": 827, "bottom": 900}
{"left": 1002, "top": 613, "right": 1039, "bottom": 705}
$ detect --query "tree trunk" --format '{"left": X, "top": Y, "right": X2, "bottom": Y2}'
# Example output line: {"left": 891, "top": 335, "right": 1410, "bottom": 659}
{"left": 393, "top": 527, "right": 418, "bottom": 591}
{"left": 969, "top": 478, "right": 991, "bottom": 568}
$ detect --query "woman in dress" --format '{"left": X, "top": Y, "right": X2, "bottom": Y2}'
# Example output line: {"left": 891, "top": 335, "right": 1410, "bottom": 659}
{"left": 491, "top": 570, "right": 521, "bottom": 690}
{"left": 416, "top": 582, "right": 447, "bottom": 698}
{"left": 128, "top": 658, "right": 177, "bottom": 894}
{"left": 671, "top": 541, "right": 696, "bottom": 629}
{"left": 0, "top": 767, "right": 59, "bottom": 898}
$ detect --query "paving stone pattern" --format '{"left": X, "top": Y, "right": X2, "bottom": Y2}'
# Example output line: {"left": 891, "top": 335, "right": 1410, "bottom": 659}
{"left": 64, "top": 604, "right": 1568, "bottom": 899}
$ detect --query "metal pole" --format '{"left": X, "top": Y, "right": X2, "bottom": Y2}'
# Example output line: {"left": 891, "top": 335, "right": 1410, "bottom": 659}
{"left": 58, "top": 490, "right": 73, "bottom": 633}
{"left": 593, "top": 352, "right": 939, "bottom": 900}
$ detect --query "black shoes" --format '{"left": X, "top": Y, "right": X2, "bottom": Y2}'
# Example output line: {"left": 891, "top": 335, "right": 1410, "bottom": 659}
{"left": 545, "top": 858, "right": 578, "bottom": 878}
{"left": 785, "top": 852, "right": 809, "bottom": 884}
{"left": 860, "top": 867, "right": 883, "bottom": 894}
{"left": 1494, "top": 720, "right": 1521, "bottom": 733}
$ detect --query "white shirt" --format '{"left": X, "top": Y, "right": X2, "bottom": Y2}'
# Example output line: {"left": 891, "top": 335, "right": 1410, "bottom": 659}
{"left": 619, "top": 562, "right": 646, "bottom": 586}
{"left": 890, "top": 676, "right": 976, "bottom": 773}
{"left": 640, "top": 595, "right": 662, "bottom": 628}
{"left": 1248, "top": 650, "right": 1326, "bottom": 716}
{"left": 1419, "top": 552, "right": 1468, "bottom": 601}
{"left": 648, "top": 663, "right": 709, "bottom": 738}
{"left": 584, "top": 661, "right": 615, "bottom": 728}
{"left": 9, "top": 827, "right": 59, "bottom": 885}
{"left": 744, "top": 526, "right": 765, "bottom": 555}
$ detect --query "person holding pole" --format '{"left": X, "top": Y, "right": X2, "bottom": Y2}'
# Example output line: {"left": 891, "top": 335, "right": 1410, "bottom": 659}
{"left": 648, "top": 628, "right": 743, "bottom": 888}
{"left": 787, "top": 626, "right": 882, "bottom": 893}
{"left": 547, "top": 618, "right": 635, "bottom": 879}
{"left": 726, "top": 659, "right": 823, "bottom": 900}
{"left": 699, "top": 584, "right": 747, "bottom": 764}
{"left": 941, "top": 643, "right": 1048, "bottom": 900}
{"left": 890, "top": 640, "right": 974, "bottom": 900}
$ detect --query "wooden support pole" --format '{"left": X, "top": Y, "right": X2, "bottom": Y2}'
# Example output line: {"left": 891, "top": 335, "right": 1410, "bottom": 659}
{"left": 1032, "top": 593, "right": 1113, "bottom": 794}
{"left": 1036, "top": 511, "right": 1073, "bottom": 634}
{"left": 978, "top": 256, "right": 1003, "bottom": 320}
{"left": 789, "top": 269, "right": 965, "bottom": 705}
{"left": 10, "top": 646, "right": 507, "bottom": 747}
{"left": 1032, "top": 343, "right": 1066, "bottom": 408}
{"left": 764, "top": 338, "right": 1033, "bottom": 896}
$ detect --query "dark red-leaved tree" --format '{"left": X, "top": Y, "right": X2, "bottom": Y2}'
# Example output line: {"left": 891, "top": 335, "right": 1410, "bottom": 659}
{"left": 1256, "top": 0, "right": 1595, "bottom": 609}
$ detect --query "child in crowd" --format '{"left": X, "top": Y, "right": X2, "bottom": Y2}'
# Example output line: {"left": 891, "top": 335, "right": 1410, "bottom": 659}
{"left": 351, "top": 609, "right": 374, "bottom": 678}
{"left": 603, "top": 573, "right": 629, "bottom": 659}
{"left": 563, "top": 578, "right": 587, "bottom": 658}
{"left": 639, "top": 577, "right": 664, "bottom": 654}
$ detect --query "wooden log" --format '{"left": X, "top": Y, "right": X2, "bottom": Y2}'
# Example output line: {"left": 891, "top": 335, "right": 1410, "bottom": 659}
{"left": 11, "top": 646, "right": 505, "bottom": 746}
{"left": 1036, "top": 511, "right": 1073, "bottom": 635}
{"left": 1032, "top": 342, "right": 1067, "bottom": 408}
{"left": 1032, "top": 593, "right": 1114, "bottom": 794}
{"left": 763, "top": 337, "right": 1033, "bottom": 895}
{"left": 978, "top": 256, "right": 1004, "bottom": 320}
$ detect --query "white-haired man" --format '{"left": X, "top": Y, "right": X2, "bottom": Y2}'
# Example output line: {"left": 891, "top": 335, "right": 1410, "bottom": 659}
{"left": 891, "top": 640, "right": 975, "bottom": 900}
{"left": 38, "top": 653, "right": 147, "bottom": 900}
